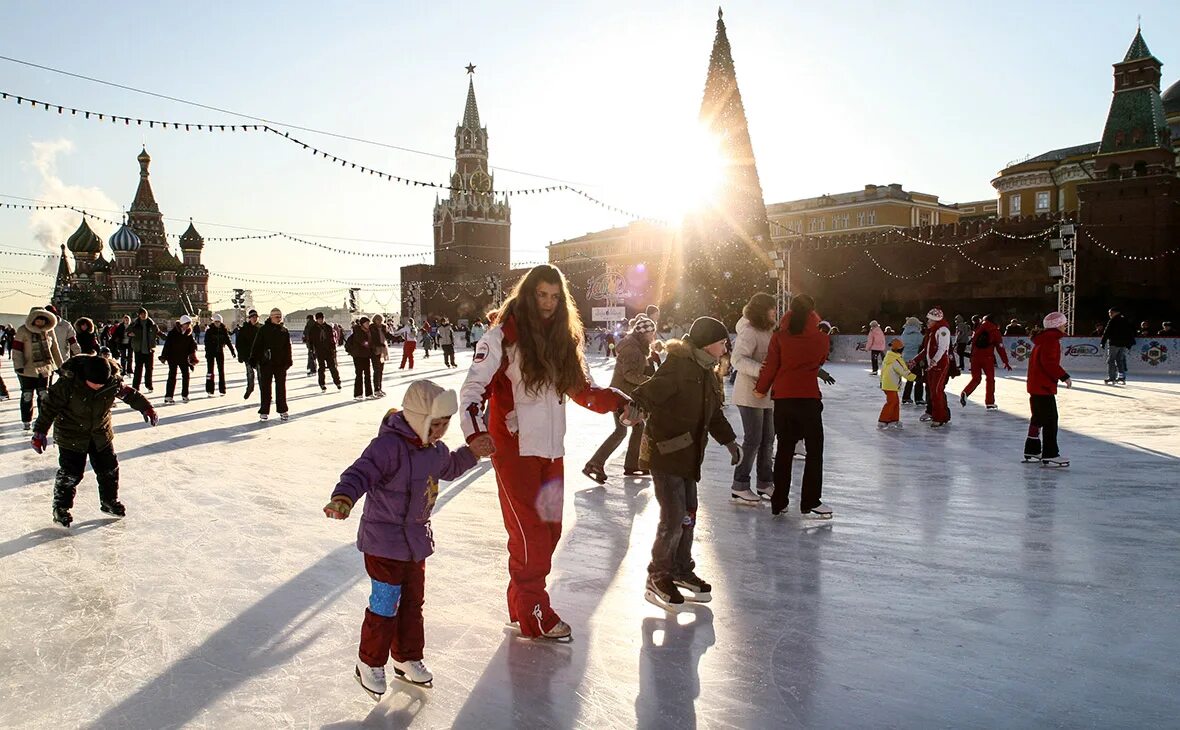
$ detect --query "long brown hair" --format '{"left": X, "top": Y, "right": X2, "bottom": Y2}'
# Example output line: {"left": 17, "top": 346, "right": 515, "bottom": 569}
{"left": 787, "top": 294, "right": 815, "bottom": 335}
{"left": 742, "top": 293, "right": 776, "bottom": 331}
{"left": 495, "top": 264, "right": 587, "bottom": 396}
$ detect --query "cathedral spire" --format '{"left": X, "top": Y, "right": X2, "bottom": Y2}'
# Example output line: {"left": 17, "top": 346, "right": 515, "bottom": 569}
{"left": 132, "top": 147, "right": 160, "bottom": 214}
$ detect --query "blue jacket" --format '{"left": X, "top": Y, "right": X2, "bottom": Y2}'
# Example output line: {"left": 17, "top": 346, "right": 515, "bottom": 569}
{"left": 900, "top": 324, "right": 923, "bottom": 361}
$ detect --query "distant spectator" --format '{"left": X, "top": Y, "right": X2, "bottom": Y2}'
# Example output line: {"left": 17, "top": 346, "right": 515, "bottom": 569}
{"left": 1003, "top": 319, "right": 1027, "bottom": 336}
{"left": 1100, "top": 306, "right": 1136, "bottom": 384}
{"left": 1158, "top": 321, "right": 1176, "bottom": 337}
{"left": 1138, "top": 321, "right": 1153, "bottom": 338}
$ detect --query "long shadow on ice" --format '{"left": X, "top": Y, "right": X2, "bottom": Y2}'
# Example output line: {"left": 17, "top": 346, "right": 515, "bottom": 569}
{"left": 0, "top": 518, "right": 119, "bottom": 559}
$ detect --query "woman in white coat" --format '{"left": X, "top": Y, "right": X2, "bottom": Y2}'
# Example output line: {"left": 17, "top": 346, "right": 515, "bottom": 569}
{"left": 729, "top": 293, "right": 777, "bottom": 503}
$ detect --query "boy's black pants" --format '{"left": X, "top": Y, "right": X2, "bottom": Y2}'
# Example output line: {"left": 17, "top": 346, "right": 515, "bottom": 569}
{"left": 55, "top": 439, "right": 120, "bottom": 509}
{"left": 1025, "top": 395, "right": 1059, "bottom": 459}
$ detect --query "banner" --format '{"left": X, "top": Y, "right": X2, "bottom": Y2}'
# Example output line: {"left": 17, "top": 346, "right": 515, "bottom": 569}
{"left": 592, "top": 306, "right": 626, "bottom": 323}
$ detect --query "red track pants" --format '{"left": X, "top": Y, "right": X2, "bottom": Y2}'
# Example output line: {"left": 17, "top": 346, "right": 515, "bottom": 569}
{"left": 399, "top": 340, "right": 417, "bottom": 369}
{"left": 926, "top": 363, "right": 950, "bottom": 424}
{"left": 491, "top": 446, "right": 565, "bottom": 637}
{"left": 358, "top": 554, "right": 426, "bottom": 667}
{"left": 962, "top": 351, "right": 997, "bottom": 405}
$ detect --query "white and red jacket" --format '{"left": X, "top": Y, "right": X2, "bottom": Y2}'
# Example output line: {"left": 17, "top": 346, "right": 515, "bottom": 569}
{"left": 459, "top": 315, "right": 627, "bottom": 459}
{"left": 924, "top": 319, "right": 951, "bottom": 368}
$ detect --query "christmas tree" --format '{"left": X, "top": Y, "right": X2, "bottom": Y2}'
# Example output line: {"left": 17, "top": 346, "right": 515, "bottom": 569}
{"left": 679, "top": 8, "right": 774, "bottom": 325}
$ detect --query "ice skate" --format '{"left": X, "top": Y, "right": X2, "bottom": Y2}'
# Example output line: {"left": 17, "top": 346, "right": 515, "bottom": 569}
{"left": 914, "top": 399, "right": 926, "bottom": 406}
{"left": 1103, "top": 378, "right": 1115, "bottom": 385}
{"left": 280, "top": 413, "right": 289, "bottom": 422}
{"left": 756, "top": 482, "right": 775, "bottom": 500}
{"left": 645, "top": 575, "right": 685, "bottom": 612}
{"left": 182, "top": 397, "right": 189, "bottom": 404}
{"left": 959, "top": 393, "right": 967, "bottom": 407}
{"left": 673, "top": 572, "right": 713, "bottom": 603}
{"left": 52, "top": 507, "right": 72, "bottom": 528}
{"left": 537, "top": 620, "right": 573, "bottom": 642}
{"left": 259, "top": 414, "right": 268, "bottom": 421}
{"left": 0, "top": 393, "right": 9, "bottom": 401}
{"left": 354, "top": 396, "right": 365, "bottom": 402}
{"left": 23, "top": 421, "right": 32, "bottom": 431}
{"left": 581, "top": 463, "right": 608, "bottom": 484}
{"left": 320, "top": 386, "right": 327, "bottom": 393}
{"left": 986, "top": 404, "right": 998, "bottom": 411}
{"left": 889, "top": 422, "right": 904, "bottom": 430}
{"left": 803, "top": 503, "right": 834, "bottom": 520}
{"left": 730, "top": 487, "right": 761, "bottom": 503}
{"left": 243, "top": 388, "right": 253, "bottom": 400}
{"left": 100, "top": 500, "right": 126, "bottom": 517}
{"left": 163, "top": 397, "right": 175, "bottom": 405}
{"left": 1116, "top": 377, "right": 1126, "bottom": 385}
{"left": 1041, "top": 456, "right": 1070, "bottom": 468}
{"left": 901, "top": 398, "right": 913, "bottom": 405}
{"left": 930, "top": 421, "right": 949, "bottom": 429}
{"left": 876, "top": 422, "right": 889, "bottom": 430}
{"left": 391, "top": 659, "right": 433, "bottom": 687}
{"left": 354, "top": 662, "right": 386, "bottom": 700}
{"left": 1022, "top": 454, "right": 1041, "bottom": 463}
{"left": 919, "top": 413, "right": 932, "bottom": 422}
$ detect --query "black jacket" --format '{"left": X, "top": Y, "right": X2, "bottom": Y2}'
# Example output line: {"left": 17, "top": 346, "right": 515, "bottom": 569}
{"left": 312, "top": 321, "right": 337, "bottom": 357}
{"left": 629, "top": 339, "right": 736, "bottom": 482}
{"left": 250, "top": 321, "right": 293, "bottom": 370}
{"left": 76, "top": 329, "right": 99, "bottom": 354}
{"left": 1101, "top": 314, "right": 1136, "bottom": 348}
{"left": 204, "top": 323, "right": 236, "bottom": 356}
{"left": 161, "top": 326, "right": 198, "bottom": 366}
{"left": 236, "top": 322, "right": 261, "bottom": 363}
{"left": 33, "top": 355, "right": 152, "bottom": 452}
{"left": 346, "top": 324, "right": 372, "bottom": 359}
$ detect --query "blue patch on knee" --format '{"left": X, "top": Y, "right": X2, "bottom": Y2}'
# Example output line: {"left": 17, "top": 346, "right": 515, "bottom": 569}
{"left": 682, "top": 512, "right": 696, "bottom": 527}
{"left": 369, "top": 580, "right": 401, "bottom": 617}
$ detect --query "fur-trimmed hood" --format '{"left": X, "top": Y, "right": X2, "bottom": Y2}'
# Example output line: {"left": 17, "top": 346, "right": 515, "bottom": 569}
{"left": 24, "top": 307, "right": 58, "bottom": 333}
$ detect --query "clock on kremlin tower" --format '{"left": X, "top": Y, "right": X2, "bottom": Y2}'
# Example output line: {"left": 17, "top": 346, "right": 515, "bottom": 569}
{"left": 399, "top": 64, "right": 512, "bottom": 322}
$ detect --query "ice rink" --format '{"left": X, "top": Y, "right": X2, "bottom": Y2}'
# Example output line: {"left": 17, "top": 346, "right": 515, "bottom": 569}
{"left": 1, "top": 350, "right": 1178, "bottom": 729}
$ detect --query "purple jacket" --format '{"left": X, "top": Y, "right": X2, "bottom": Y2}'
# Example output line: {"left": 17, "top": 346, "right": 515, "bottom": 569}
{"left": 332, "top": 411, "right": 478, "bottom": 562}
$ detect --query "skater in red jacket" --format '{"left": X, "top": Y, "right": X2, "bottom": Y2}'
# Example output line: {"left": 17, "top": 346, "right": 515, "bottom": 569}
{"left": 913, "top": 308, "right": 952, "bottom": 427}
{"left": 959, "top": 314, "right": 1012, "bottom": 410}
{"left": 459, "top": 264, "right": 638, "bottom": 641}
{"left": 1024, "top": 312, "right": 1072, "bottom": 467}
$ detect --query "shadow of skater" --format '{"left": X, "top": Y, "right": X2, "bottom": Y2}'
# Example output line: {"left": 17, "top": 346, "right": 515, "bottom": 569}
{"left": 321, "top": 682, "right": 429, "bottom": 730}
{"left": 0, "top": 518, "right": 119, "bottom": 559}
{"left": 635, "top": 606, "right": 715, "bottom": 729}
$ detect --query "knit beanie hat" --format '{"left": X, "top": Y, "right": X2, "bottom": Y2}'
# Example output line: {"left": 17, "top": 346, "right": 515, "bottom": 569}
{"left": 179, "top": 315, "right": 193, "bottom": 326}
{"left": 890, "top": 338, "right": 905, "bottom": 351}
{"left": 686, "top": 316, "right": 728, "bottom": 348}
{"left": 926, "top": 308, "right": 944, "bottom": 321}
{"left": 631, "top": 316, "right": 656, "bottom": 335}
{"left": 82, "top": 355, "right": 112, "bottom": 384}
{"left": 1043, "top": 311, "right": 1068, "bottom": 330}
{"left": 905, "top": 316, "right": 922, "bottom": 327}
{"left": 212, "top": 313, "right": 223, "bottom": 323}
{"left": 401, "top": 379, "right": 459, "bottom": 443}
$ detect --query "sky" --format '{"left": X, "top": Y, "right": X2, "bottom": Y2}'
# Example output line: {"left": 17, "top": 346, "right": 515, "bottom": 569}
{"left": 1, "top": 0, "right": 1178, "bottom": 315}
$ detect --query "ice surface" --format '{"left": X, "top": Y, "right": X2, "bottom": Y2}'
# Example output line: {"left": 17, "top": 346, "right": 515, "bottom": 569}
{"left": 1, "top": 353, "right": 1178, "bottom": 728}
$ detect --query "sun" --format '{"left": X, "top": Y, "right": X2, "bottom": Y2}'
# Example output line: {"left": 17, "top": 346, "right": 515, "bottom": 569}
{"left": 630, "top": 123, "right": 728, "bottom": 222}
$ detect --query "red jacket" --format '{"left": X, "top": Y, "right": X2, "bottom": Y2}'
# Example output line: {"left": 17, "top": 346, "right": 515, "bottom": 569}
{"left": 754, "top": 311, "right": 830, "bottom": 399}
{"left": 971, "top": 320, "right": 1010, "bottom": 367}
{"left": 1026, "top": 329, "right": 1070, "bottom": 395}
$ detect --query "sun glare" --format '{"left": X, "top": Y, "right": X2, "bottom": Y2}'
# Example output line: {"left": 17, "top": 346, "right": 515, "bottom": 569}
{"left": 630, "top": 124, "right": 728, "bottom": 222}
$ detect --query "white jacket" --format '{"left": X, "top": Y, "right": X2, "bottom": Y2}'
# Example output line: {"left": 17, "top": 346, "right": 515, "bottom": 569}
{"left": 460, "top": 321, "right": 623, "bottom": 459}
{"left": 53, "top": 318, "right": 81, "bottom": 359}
{"left": 730, "top": 317, "right": 773, "bottom": 409}
{"left": 926, "top": 325, "right": 951, "bottom": 367}
{"left": 394, "top": 325, "right": 418, "bottom": 343}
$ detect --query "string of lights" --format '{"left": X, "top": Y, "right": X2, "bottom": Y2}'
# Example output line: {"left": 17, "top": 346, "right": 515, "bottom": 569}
{"left": 1081, "top": 229, "right": 1180, "bottom": 261}
{"left": 862, "top": 250, "right": 952, "bottom": 280}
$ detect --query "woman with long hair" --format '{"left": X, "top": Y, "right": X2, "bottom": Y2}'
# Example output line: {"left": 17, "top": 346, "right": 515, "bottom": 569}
{"left": 459, "top": 264, "right": 638, "bottom": 641}
{"left": 729, "top": 292, "right": 777, "bottom": 503}
{"left": 753, "top": 294, "right": 833, "bottom": 519}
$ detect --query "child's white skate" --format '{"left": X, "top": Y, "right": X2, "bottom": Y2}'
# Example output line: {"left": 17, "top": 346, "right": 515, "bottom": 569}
{"left": 354, "top": 662, "right": 386, "bottom": 701}
{"left": 391, "top": 659, "right": 433, "bottom": 687}
{"left": 504, "top": 619, "right": 574, "bottom": 643}
{"left": 1040, "top": 456, "right": 1070, "bottom": 468}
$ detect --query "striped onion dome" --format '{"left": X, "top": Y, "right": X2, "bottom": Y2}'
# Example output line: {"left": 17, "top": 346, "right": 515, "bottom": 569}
{"left": 66, "top": 218, "right": 103, "bottom": 253}
{"left": 109, "top": 222, "right": 142, "bottom": 252}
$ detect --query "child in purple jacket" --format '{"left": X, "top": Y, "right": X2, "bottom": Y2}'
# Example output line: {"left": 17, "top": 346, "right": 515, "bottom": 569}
{"left": 325, "top": 379, "right": 493, "bottom": 700}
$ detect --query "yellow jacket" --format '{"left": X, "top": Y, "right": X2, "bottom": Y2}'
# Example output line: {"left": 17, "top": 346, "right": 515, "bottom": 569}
{"left": 880, "top": 350, "right": 916, "bottom": 392}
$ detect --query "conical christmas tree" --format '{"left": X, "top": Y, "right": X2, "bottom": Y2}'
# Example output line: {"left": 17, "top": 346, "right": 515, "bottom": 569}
{"left": 680, "top": 8, "right": 773, "bottom": 325}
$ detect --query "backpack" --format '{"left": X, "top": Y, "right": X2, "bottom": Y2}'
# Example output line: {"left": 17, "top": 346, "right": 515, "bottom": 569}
{"left": 344, "top": 333, "right": 359, "bottom": 357}
{"left": 974, "top": 328, "right": 991, "bottom": 349}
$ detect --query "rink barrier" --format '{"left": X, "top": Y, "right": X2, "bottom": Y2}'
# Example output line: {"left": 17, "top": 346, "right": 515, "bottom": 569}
{"left": 827, "top": 336, "right": 1179, "bottom": 375}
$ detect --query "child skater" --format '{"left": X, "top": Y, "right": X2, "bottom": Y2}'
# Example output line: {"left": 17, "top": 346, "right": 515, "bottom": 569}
{"left": 324, "top": 379, "right": 494, "bottom": 700}
{"left": 878, "top": 338, "right": 916, "bottom": 429}
{"left": 1024, "top": 312, "right": 1072, "bottom": 467}
{"left": 630, "top": 316, "right": 740, "bottom": 610}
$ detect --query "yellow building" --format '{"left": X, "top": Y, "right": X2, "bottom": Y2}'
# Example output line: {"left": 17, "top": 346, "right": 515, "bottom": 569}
{"left": 952, "top": 199, "right": 1000, "bottom": 219}
{"left": 990, "top": 143, "right": 1099, "bottom": 218}
{"left": 765, "top": 183, "right": 962, "bottom": 240}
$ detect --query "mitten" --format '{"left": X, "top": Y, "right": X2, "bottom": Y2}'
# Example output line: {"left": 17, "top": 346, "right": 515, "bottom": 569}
{"left": 143, "top": 408, "right": 159, "bottom": 427}
{"left": 31, "top": 432, "right": 48, "bottom": 454}
{"left": 324, "top": 497, "right": 353, "bottom": 519}
{"left": 726, "top": 442, "right": 741, "bottom": 466}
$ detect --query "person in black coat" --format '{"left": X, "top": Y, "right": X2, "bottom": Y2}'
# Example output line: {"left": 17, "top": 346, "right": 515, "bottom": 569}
{"left": 1099, "top": 306, "right": 1136, "bottom": 384}
{"left": 302, "top": 314, "right": 317, "bottom": 376}
{"left": 236, "top": 310, "right": 262, "bottom": 399}
{"left": 347, "top": 318, "right": 374, "bottom": 399}
{"left": 249, "top": 308, "right": 293, "bottom": 420}
{"left": 311, "top": 312, "right": 342, "bottom": 392}
{"left": 160, "top": 316, "right": 198, "bottom": 403}
{"left": 203, "top": 314, "right": 237, "bottom": 396}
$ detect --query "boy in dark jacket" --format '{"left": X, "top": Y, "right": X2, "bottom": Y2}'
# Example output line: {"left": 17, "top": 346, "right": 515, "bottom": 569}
{"left": 236, "top": 310, "right": 262, "bottom": 399}
{"left": 203, "top": 314, "right": 237, "bottom": 396}
{"left": 1024, "top": 312, "right": 1072, "bottom": 467}
{"left": 31, "top": 354, "right": 158, "bottom": 526}
{"left": 160, "top": 315, "right": 198, "bottom": 404}
{"left": 630, "top": 316, "right": 739, "bottom": 610}
{"left": 324, "top": 380, "right": 493, "bottom": 699}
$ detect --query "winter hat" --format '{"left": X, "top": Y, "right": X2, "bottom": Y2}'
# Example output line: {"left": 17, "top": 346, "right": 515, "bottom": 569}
{"left": 890, "top": 338, "right": 905, "bottom": 351}
{"left": 926, "top": 308, "right": 944, "bottom": 321}
{"left": 212, "top": 313, "right": 223, "bottom": 323}
{"left": 1043, "top": 311, "right": 1068, "bottom": 330}
{"left": 179, "top": 315, "right": 193, "bottom": 326}
{"left": 905, "top": 316, "right": 921, "bottom": 327}
{"left": 631, "top": 316, "right": 656, "bottom": 335}
{"left": 401, "top": 379, "right": 459, "bottom": 443}
{"left": 869, "top": 320, "right": 880, "bottom": 328}
{"left": 686, "top": 316, "right": 728, "bottom": 348}
{"left": 82, "top": 355, "right": 112, "bottom": 384}
{"left": 270, "top": 308, "right": 282, "bottom": 317}
{"left": 247, "top": 309, "right": 258, "bottom": 317}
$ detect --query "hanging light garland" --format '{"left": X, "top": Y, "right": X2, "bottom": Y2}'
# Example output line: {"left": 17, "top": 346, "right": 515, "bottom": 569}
{"left": 1081, "top": 229, "right": 1180, "bottom": 261}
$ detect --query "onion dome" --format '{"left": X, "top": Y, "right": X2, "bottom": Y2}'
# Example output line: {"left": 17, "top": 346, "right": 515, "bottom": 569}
{"left": 179, "top": 220, "right": 204, "bottom": 250}
{"left": 66, "top": 218, "right": 102, "bottom": 254}
{"left": 137, "top": 146, "right": 151, "bottom": 166}
{"left": 1163, "top": 79, "right": 1180, "bottom": 116}
{"left": 109, "top": 222, "right": 142, "bottom": 252}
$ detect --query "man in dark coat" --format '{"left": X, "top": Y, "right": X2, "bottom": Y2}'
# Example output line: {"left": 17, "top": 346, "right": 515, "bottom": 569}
{"left": 126, "top": 307, "right": 160, "bottom": 392}
{"left": 236, "top": 310, "right": 262, "bottom": 399}
{"left": 1099, "top": 306, "right": 1136, "bottom": 384}
{"left": 203, "top": 314, "right": 237, "bottom": 396}
{"left": 629, "top": 317, "right": 739, "bottom": 609}
{"left": 31, "top": 354, "right": 158, "bottom": 526}
{"left": 302, "top": 314, "right": 317, "bottom": 376}
{"left": 160, "top": 315, "right": 198, "bottom": 404}
{"left": 249, "top": 308, "right": 293, "bottom": 420}
{"left": 311, "top": 312, "right": 342, "bottom": 392}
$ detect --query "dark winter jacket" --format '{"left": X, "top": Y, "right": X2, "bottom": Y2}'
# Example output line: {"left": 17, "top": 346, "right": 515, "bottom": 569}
{"left": 629, "top": 338, "right": 736, "bottom": 482}
{"left": 249, "top": 320, "right": 293, "bottom": 370}
{"left": 161, "top": 326, "right": 198, "bottom": 366}
{"left": 331, "top": 410, "right": 478, "bottom": 562}
{"left": 311, "top": 321, "right": 337, "bottom": 358}
{"left": 755, "top": 311, "right": 830, "bottom": 400}
{"left": 127, "top": 316, "right": 160, "bottom": 353}
{"left": 33, "top": 355, "right": 152, "bottom": 452}
{"left": 235, "top": 321, "right": 261, "bottom": 363}
{"left": 75, "top": 318, "right": 99, "bottom": 354}
{"left": 346, "top": 324, "right": 372, "bottom": 359}
{"left": 1100, "top": 314, "right": 1136, "bottom": 349}
{"left": 204, "top": 323, "right": 236, "bottom": 357}
{"left": 1027, "top": 329, "right": 1070, "bottom": 395}
{"left": 609, "top": 332, "right": 654, "bottom": 396}
{"left": 113, "top": 322, "right": 131, "bottom": 346}
{"left": 302, "top": 319, "right": 317, "bottom": 348}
